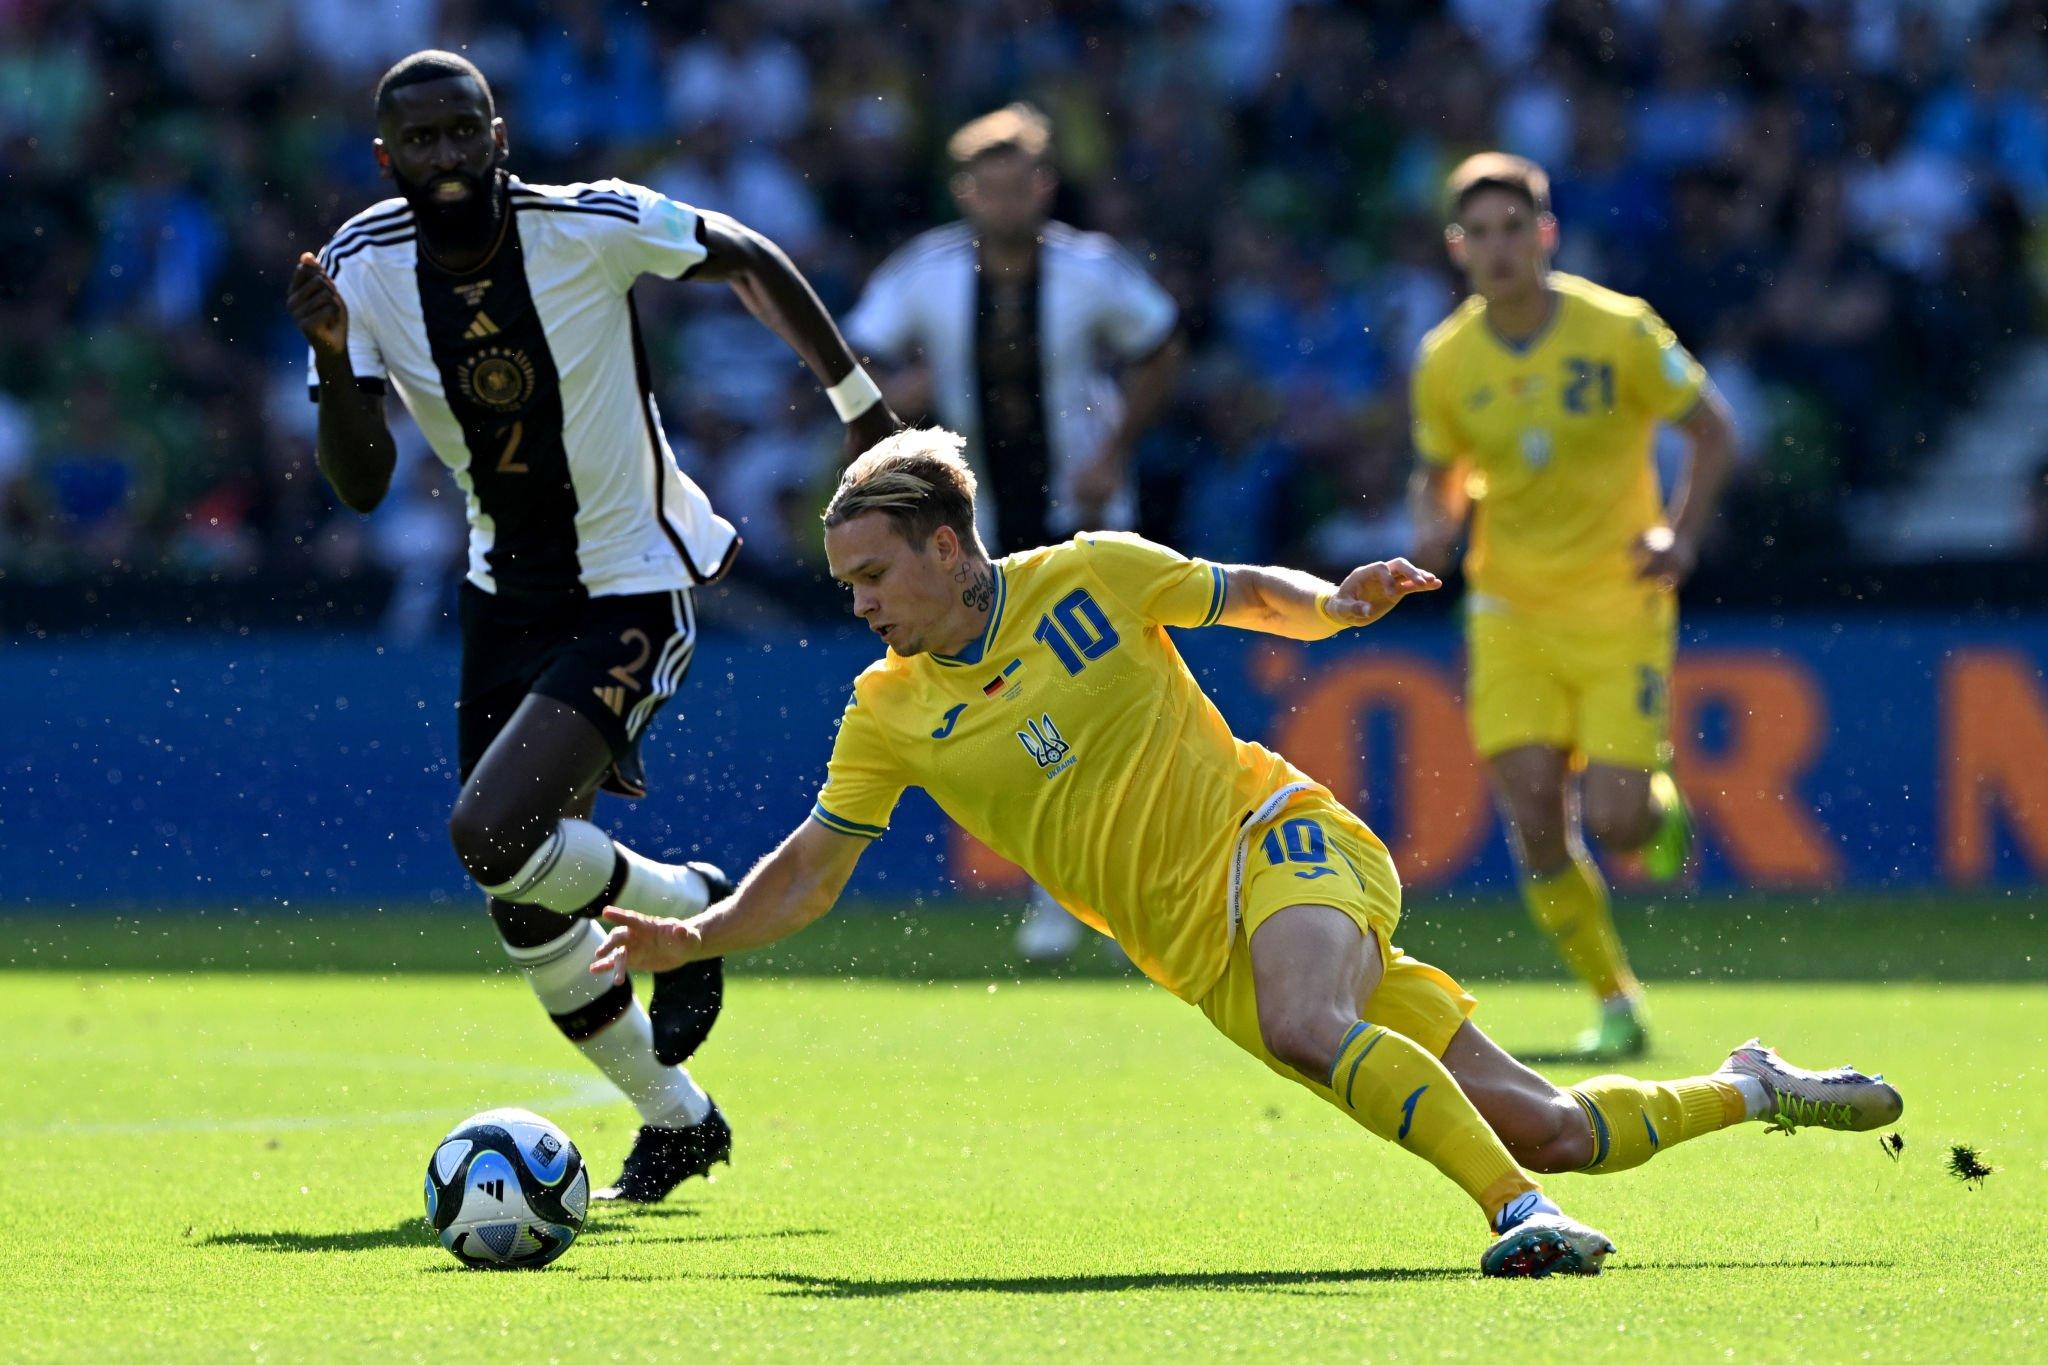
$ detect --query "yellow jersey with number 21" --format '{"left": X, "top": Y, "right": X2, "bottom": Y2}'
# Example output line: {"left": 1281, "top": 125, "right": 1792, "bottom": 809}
{"left": 810, "top": 532, "right": 1311, "bottom": 1003}
{"left": 1411, "top": 271, "right": 1706, "bottom": 625}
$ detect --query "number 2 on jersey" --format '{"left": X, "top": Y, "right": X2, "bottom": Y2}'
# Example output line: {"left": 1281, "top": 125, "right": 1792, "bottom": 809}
{"left": 1033, "top": 589, "right": 1120, "bottom": 675}
{"left": 1562, "top": 359, "right": 1614, "bottom": 414}
{"left": 496, "top": 419, "right": 528, "bottom": 473}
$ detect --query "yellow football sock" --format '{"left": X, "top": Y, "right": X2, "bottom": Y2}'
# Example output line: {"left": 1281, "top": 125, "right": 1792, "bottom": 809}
{"left": 1525, "top": 856, "right": 1637, "bottom": 1001}
{"left": 1326, "top": 1021, "right": 1537, "bottom": 1219}
{"left": 1567, "top": 1074, "right": 1748, "bottom": 1173}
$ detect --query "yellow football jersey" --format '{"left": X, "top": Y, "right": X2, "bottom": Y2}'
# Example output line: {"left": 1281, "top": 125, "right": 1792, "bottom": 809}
{"left": 1411, "top": 272, "right": 1706, "bottom": 622}
{"left": 811, "top": 532, "right": 1310, "bottom": 1002}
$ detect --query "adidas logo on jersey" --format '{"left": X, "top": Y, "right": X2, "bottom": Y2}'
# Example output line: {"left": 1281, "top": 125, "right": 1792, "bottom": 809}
{"left": 464, "top": 311, "right": 501, "bottom": 339}
{"left": 594, "top": 684, "right": 626, "bottom": 716}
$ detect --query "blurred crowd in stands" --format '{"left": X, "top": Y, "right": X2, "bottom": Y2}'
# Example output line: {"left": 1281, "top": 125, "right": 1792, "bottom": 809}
{"left": 5, "top": 0, "right": 2048, "bottom": 633}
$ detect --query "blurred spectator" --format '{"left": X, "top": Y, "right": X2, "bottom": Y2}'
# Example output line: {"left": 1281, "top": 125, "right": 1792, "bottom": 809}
{"left": 519, "top": 0, "right": 666, "bottom": 164}
{"left": 2027, "top": 455, "right": 2048, "bottom": 559}
{"left": 1, "top": 0, "right": 2042, "bottom": 610}
{"left": 663, "top": 6, "right": 811, "bottom": 146}
{"left": 363, "top": 450, "right": 465, "bottom": 645}
{"left": 1843, "top": 81, "right": 1974, "bottom": 278}
{"left": 651, "top": 119, "right": 822, "bottom": 258}
{"left": 1170, "top": 362, "right": 1299, "bottom": 565}
{"left": 0, "top": 389, "right": 37, "bottom": 567}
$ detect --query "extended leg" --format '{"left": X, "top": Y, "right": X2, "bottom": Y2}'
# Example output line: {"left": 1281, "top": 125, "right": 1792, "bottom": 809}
{"left": 1439, "top": 1021, "right": 1750, "bottom": 1174}
{"left": 1249, "top": 905, "right": 1541, "bottom": 1224}
{"left": 1427, "top": 1020, "right": 1910, "bottom": 1180}
{"left": 1245, "top": 904, "right": 1616, "bottom": 1276}
{"left": 453, "top": 695, "right": 731, "bottom": 1200}
{"left": 451, "top": 695, "right": 717, "bottom": 922}
{"left": 1489, "top": 744, "right": 1645, "bottom": 1055}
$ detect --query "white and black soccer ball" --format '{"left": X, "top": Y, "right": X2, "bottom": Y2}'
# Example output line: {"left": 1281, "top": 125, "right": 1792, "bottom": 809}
{"left": 424, "top": 1108, "right": 589, "bottom": 1269}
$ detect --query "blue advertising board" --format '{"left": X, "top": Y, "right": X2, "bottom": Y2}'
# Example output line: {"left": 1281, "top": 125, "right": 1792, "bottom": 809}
{"left": 4, "top": 614, "right": 2045, "bottom": 907}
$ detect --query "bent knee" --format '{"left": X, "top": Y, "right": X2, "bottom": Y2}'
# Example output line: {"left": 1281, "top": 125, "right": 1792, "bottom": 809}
{"left": 449, "top": 794, "right": 540, "bottom": 887}
{"left": 1258, "top": 1005, "right": 1357, "bottom": 1081}
{"left": 1583, "top": 799, "right": 1657, "bottom": 851}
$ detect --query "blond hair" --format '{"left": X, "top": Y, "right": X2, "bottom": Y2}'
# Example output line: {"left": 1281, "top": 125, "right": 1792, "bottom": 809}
{"left": 1444, "top": 151, "right": 1553, "bottom": 221}
{"left": 823, "top": 428, "right": 982, "bottom": 548}
{"left": 947, "top": 102, "right": 1053, "bottom": 169}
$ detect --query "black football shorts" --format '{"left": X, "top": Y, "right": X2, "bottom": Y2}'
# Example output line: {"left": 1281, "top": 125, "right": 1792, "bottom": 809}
{"left": 456, "top": 583, "right": 698, "bottom": 799}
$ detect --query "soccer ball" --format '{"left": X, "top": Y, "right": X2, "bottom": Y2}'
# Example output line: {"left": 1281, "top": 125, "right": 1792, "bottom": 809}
{"left": 424, "top": 1108, "right": 590, "bottom": 1269}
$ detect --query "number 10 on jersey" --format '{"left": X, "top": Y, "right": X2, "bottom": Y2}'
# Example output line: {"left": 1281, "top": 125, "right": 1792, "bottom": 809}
{"left": 1034, "top": 589, "right": 1121, "bottom": 675}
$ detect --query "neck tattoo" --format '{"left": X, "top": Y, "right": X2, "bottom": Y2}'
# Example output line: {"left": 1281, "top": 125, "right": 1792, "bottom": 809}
{"left": 959, "top": 565, "right": 994, "bottom": 612}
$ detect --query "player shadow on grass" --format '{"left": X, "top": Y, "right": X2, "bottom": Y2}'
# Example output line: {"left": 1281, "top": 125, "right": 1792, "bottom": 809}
{"left": 738, "top": 1267, "right": 1466, "bottom": 1297}
{"left": 198, "top": 1218, "right": 427, "bottom": 1253}
{"left": 1607, "top": 1257, "right": 1895, "bottom": 1273}
{"left": 579, "top": 1225, "right": 831, "bottom": 1248}
{"left": 585, "top": 1203, "right": 702, "bottom": 1221}
{"left": 735, "top": 1255, "right": 1893, "bottom": 1295}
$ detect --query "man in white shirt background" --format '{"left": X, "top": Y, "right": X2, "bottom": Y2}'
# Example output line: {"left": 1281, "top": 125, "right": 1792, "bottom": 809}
{"left": 846, "top": 102, "right": 1186, "bottom": 961}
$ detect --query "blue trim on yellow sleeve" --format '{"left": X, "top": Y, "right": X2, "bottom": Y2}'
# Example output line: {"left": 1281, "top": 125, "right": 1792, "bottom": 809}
{"left": 1201, "top": 563, "right": 1227, "bottom": 627}
{"left": 810, "top": 803, "right": 887, "bottom": 839}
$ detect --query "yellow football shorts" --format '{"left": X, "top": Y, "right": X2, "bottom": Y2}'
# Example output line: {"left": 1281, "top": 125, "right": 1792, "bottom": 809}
{"left": 1198, "top": 790, "right": 1478, "bottom": 1094}
{"left": 1465, "top": 595, "right": 1677, "bottom": 769}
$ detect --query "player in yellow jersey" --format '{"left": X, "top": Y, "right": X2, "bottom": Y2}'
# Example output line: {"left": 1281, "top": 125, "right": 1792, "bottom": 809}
{"left": 587, "top": 429, "right": 1901, "bottom": 1278}
{"left": 1408, "top": 154, "right": 1741, "bottom": 1060}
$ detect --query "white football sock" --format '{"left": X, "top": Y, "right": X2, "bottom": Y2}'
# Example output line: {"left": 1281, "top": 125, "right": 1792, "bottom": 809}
{"left": 1493, "top": 1189, "right": 1563, "bottom": 1233}
{"left": 614, "top": 838, "right": 711, "bottom": 917}
{"left": 503, "top": 920, "right": 712, "bottom": 1128}
{"left": 580, "top": 1007, "right": 713, "bottom": 1128}
{"left": 481, "top": 818, "right": 708, "bottom": 919}
{"left": 481, "top": 818, "right": 617, "bottom": 911}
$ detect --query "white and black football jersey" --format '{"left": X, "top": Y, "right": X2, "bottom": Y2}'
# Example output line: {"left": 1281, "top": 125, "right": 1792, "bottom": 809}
{"left": 308, "top": 178, "right": 739, "bottom": 599}
{"left": 845, "top": 221, "right": 1177, "bottom": 550}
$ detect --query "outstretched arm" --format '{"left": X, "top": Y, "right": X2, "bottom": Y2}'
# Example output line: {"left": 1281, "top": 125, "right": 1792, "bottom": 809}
{"left": 690, "top": 212, "right": 901, "bottom": 458}
{"left": 1214, "top": 558, "right": 1441, "bottom": 641}
{"left": 591, "top": 818, "right": 867, "bottom": 977}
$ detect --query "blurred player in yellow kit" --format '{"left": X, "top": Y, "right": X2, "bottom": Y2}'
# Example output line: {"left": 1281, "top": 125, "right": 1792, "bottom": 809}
{"left": 589, "top": 429, "right": 1900, "bottom": 1278}
{"left": 1409, "top": 154, "right": 1740, "bottom": 1059}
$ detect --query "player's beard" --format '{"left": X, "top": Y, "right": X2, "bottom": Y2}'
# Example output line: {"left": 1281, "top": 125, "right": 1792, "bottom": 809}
{"left": 396, "top": 164, "right": 505, "bottom": 258}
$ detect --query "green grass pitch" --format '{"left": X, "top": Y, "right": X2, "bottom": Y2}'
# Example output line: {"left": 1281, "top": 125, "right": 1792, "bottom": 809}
{"left": 6, "top": 897, "right": 2042, "bottom": 1361}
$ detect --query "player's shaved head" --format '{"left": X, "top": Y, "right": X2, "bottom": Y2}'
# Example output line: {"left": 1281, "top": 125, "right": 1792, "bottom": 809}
{"left": 825, "top": 428, "right": 980, "bottom": 550}
{"left": 375, "top": 50, "right": 494, "bottom": 121}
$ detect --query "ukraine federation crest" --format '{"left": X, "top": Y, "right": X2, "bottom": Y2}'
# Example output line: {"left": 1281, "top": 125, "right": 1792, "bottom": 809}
{"left": 1017, "top": 712, "right": 1074, "bottom": 776}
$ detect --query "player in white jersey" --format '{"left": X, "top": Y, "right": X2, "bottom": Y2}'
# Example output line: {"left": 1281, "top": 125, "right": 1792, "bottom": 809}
{"left": 845, "top": 102, "right": 1184, "bottom": 962}
{"left": 286, "top": 51, "right": 900, "bottom": 1203}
